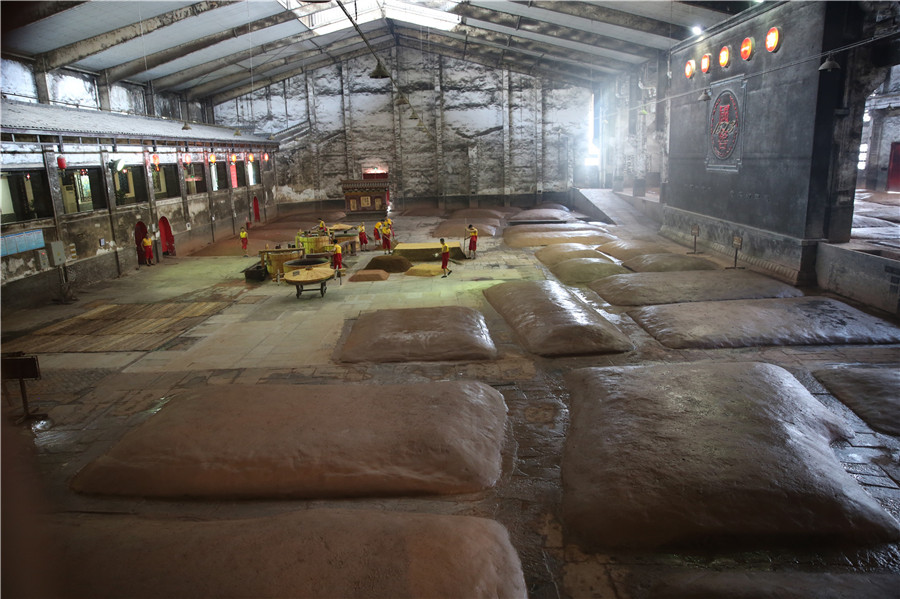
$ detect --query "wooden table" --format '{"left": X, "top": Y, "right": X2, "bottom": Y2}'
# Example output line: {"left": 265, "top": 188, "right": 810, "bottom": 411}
{"left": 283, "top": 266, "right": 336, "bottom": 298}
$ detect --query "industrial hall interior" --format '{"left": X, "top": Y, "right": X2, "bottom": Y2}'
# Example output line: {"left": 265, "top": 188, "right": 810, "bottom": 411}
{"left": 3, "top": 0, "right": 900, "bottom": 597}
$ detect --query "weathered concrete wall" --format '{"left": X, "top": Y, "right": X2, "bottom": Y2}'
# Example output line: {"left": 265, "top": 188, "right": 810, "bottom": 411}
{"left": 1, "top": 58, "right": 38, "bottom": 102}
{"left": 662, "top": 2, "right": 879, "bottom": 284}
{"left": 110, "top": 82, "right": 147, "bottom": 114}
{"left": 817, "top": 243, "right": 900, "bottom": 315}
{"left": 668, "top": 2, "right": 824, "bottom": 239}
{"left": 214, "top": 47, "right": 592, "bottom": 207}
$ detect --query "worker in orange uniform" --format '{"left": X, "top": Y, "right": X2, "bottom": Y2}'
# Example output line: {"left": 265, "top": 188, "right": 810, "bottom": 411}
{"left": 142, "top": 232, "right": 154, "bottom": 266}
{"left": 332, "top": 239, "right": 343, "bottom": 271}
{"left": 466, "top": 224, "right": 478, "bottom": 259}
{"left": 440, "top": 238, "right": 452, "bottom": 278}
{"left": 240, "top": 226, "right": 249, "bottom": 257}
{"left": 358, "top": 223, "right": 369, "bottom": 251}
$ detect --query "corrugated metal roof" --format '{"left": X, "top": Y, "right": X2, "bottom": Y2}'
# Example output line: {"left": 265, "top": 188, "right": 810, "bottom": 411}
{"left": 0, "top": 99, "right": 273, "bottom": 145}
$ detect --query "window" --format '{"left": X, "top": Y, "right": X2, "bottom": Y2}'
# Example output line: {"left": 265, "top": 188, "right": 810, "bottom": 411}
{"left": 231, "top": 160, "right": 247, "bottom": 188}
{"left": 1, "top": 171, "right": 53, "bottom": 223}
{"left": 858, "top": 143, "right": 869, "bottom": 171}
{"left": 248, "top": 160, "right": 261, "bottom": 186}
{"left": 210, "top": 162, "right": 227, "bottom": 191}
{"left": 184, "top": 163, "right": 207, "bottom": 195}
{"left": 59, "top": 167, "right": 106, "bottom": 214}
{"left": 152, "top": 164, "right": 179, "bottom": 199}
{"left": 114, "top": 166, "right": 149, "bottom": 205}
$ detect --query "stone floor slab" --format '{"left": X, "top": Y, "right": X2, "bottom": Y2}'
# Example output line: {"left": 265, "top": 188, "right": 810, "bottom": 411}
{"left": 71, "top": 380, "right": 507, "bottom": 498}
{"left": 629, "top": 296, "right": 900, "bottom": 348}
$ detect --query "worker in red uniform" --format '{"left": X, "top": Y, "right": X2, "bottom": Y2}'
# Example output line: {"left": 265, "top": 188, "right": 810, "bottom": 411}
{"left": 332, "top": 239, "right": 343, "bottom": 270}
{"left": 142, "top": 232, "right": 154, "bottom": 266}
{"left": 240, "top": 226, "right": 249, "bottom": 257}
{"left": 440, "top": 238, "right": 452, "bottom": 278}
{"left": 466, "top": 224, "right": 478, "bottom": 259}
{"left": 358, "top": 223, "right": 369, "bottom": 251}
{"left": 381, "top": 220, "right": 392, "bottom": 254}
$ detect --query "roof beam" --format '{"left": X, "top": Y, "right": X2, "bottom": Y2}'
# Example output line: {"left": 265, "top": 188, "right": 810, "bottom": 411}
{"left": 454, "top": 2, "right": 658, "bottom": 61}
{"left": 187, "top": 34, "right": 384, "bottom": 99}
{"left": 396, "top": 36, "right": 599, "bottom": 88}
{"left": 103, "top": 9, "right": 301, "bottom": 84}
{"left": 208, "top": 39, "right": 395, "bottom": 106}
{"left": 403, "top": 31, "right": 600, "bottom": 85}
{"left": 152, "top": 29, "right": 326, "bottom": 93}
{"left": 395, "top": 24, "right": 619, "bottom": 77}
{"left": 512, "top": 0, "right": 690, "bottom": 43}
{"left": 34, "top": 1, "right": 234, "bottom": 72}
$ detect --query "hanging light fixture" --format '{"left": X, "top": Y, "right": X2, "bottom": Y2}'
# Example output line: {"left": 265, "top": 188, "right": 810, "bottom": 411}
{"left": 182, "top": 121, "right": 192, "bottom": 130}
{"left": 234, "top": 129, "right": 242, "bottom": 136}
{"left": 698, "top": 88, "right": 712, "bottom": 102}
{"left": 395, "top": 96, "right": 409, "bottom": 106}
{"left": 819, "top": 54, "right": 840, "bottom": 71}
{"left": 369, "top": 61, "right": 390, "bottom": 79}
{"left": 408, "top": 110, "right": 419, "bottom": 120}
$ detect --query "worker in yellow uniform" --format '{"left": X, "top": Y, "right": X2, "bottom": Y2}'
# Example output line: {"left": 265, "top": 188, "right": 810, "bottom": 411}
{"left": 466, "top": 224, "right": 478, "bottom": 259}
{"left": 332, "top": 239, "right": 343, "bottom": 271}
{"left": 373, "top": 220, "right": 383, "bottom": 245}
{"left": 317, "top": 218, "right": 327, "bottom": 233}
{"left": 440, "top": 238, "right": 452, "bottom": 278}
{"left": 240, "top": 226, "right": 249, "bottom": 257}
{"left": 142, "top": 232, "right": 154, "bottom": 266}
{"left": 358, "top": 223, "right": 369, "bottom": 251}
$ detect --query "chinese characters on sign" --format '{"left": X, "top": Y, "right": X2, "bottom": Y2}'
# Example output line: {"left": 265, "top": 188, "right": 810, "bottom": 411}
{"left": 706, "top": 85, "right": 743, "bottom": 172}
{"left": 710, "top": 90, "right": 740, "bottom": 160}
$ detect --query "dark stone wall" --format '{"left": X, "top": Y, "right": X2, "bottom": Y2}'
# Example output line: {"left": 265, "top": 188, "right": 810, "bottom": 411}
{"left": 667, "top": 2, "right": 826, "bottom": 239}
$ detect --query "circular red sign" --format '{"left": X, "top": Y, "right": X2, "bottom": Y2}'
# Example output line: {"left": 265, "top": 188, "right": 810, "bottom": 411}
{"left": 709, "top": 90, "right": 740, "bottom": 160}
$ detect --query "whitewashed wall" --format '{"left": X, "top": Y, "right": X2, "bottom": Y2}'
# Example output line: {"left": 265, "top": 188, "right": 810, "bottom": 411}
{"left": 213, "top": 47, "right": 593, "bottom": 203}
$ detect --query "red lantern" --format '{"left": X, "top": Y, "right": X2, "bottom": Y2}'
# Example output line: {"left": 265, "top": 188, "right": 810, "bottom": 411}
{"left": 152, "top": 154, "right": 160, "bottom": 171}
{"left": 740, "top": 37, "right": 754, "bottom": 61}
{"left": 248, "top": 153, "right": 254, "bottom": 163}
{"left": 209, "top": 153, "right": 217, "bottom": 164}
{"left": 183, "top": 153, "right": 192, "bottom": 165}
{"left": 230, "top": 153, "right": 238, "bottom": 164}
{"left": 719, "top": 45, "right": 731, "bottom": 68}
{"left": 263, "top": 153, "right": 269, "bottom": 162}
{"left": 57, "top": 156, "right": 67, "bottom": 169}
{"left": 684, "top": 60, "right": 696, "bottom": 79}
{"left": 765, "top": 27, "right": 782, "bottom": 53}
{"left": 700, "top": 54, "right": 711, "bottom": 73}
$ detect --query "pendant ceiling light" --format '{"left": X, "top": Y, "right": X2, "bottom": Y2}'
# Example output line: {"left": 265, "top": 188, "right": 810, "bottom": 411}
{"left": 369, "top": 61, "right": 390, "bottom": 79}
{"left": 818, "top": 54, "right": 840, "bottom": 72}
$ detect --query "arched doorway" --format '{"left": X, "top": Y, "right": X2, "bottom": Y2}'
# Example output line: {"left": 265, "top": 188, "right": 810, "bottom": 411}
{"left": 252, "top": 196, "right": 260, "bottom": 222}
{"left": 159, "top": 217, "right": 175, "bottom": 256}
{"left": 134, "top": 221, "right": 149, "bottom": 265}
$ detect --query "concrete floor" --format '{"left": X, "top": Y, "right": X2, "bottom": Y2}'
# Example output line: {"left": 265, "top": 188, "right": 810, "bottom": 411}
{"left": 2, "top": 190, "right": 899, "bottom": 597}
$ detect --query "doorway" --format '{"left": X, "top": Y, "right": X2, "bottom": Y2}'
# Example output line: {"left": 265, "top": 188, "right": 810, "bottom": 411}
{"left": 134, "top": 221, "right": 149, "bottom": 265}
{"left": 887, "top": 143, "right": 900, "bottom": 191}
{"left": 159, "top": 217, "right": 175, "bottom": 256}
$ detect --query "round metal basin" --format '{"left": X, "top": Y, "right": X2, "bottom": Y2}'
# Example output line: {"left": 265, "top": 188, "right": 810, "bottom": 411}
{"left": 284, "top": 257, "right": 330, "bottom": 269}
